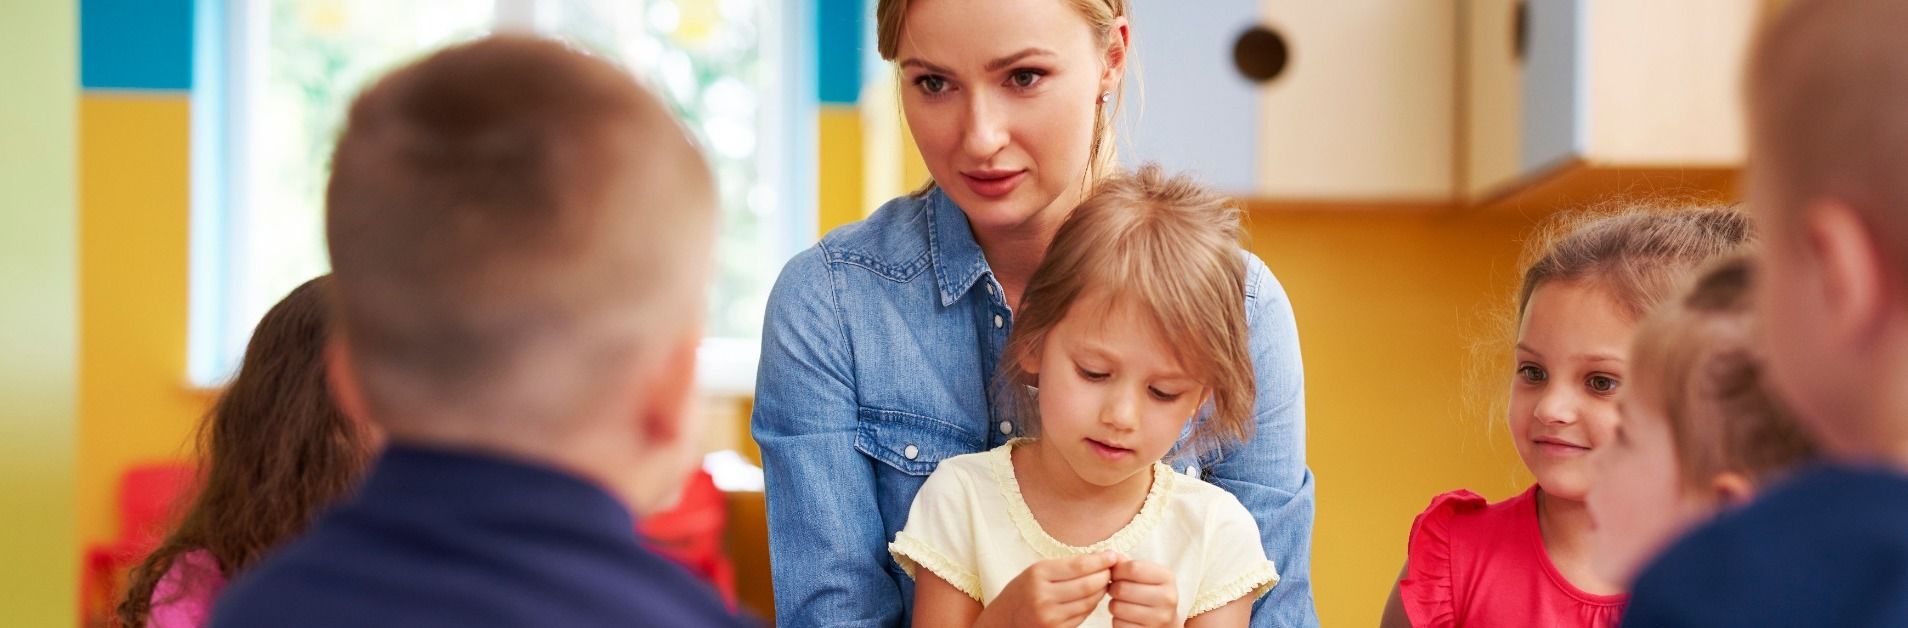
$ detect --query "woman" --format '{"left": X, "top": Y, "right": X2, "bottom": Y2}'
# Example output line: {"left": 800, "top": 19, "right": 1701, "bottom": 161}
{"left": 752, "top": 1, "right": 1316, "bottom": 626}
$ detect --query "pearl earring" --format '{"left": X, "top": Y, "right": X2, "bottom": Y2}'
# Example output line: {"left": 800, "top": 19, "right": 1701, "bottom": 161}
{"left": 1098, "top": 91, "right": 1112, "bottom": 105}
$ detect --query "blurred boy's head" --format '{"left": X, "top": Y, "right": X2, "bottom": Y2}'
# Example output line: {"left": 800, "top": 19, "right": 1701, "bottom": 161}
{"left": 1746, "top": 0, "right": 1908, "bottom": 457}
{"left": 323, "top": 36, "right": 718, "bottom": 512}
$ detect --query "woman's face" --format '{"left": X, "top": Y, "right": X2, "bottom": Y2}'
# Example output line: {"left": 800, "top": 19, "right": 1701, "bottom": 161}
{"left": 893, "top": 0, "right": 1125, "bottom": 234}
{"left": 1509, "top": 281, "right": 1635, "bottom": 501}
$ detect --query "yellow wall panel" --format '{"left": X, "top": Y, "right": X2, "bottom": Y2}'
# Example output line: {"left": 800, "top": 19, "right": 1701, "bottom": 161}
{"left": 78, "top": 94, "right": 213, "bottom": 548}
{"left": 1246, "top": 210, "right": 1536, "bottom": 626}
{"left": 0, "top": 1, "right": 80, "bottom": 624}
{"left": 817, "top": 107, "right": 865, "bottom": 235}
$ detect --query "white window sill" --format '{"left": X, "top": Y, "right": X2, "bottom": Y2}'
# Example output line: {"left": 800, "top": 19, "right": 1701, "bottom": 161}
{"left": 695, "top": 336, "right": 760, "bottom": 399}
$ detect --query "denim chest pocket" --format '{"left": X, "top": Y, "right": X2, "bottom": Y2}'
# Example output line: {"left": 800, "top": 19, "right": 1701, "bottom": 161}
{"left": 853, "top": 407, "right": 982, "bottom": 476}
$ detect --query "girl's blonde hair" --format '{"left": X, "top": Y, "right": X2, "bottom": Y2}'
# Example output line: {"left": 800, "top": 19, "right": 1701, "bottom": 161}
{"left": 1518, "top": 205, "right": 1754, "bottom": 322}
{"left": 1000, "top": 165, "right": 1253, "bottom": 451}
{"left": 875, "top": 0, "right": 1127, "bottom": 188}
{"left": 1630, "top": 254, "right": 1818, "bottom": 491}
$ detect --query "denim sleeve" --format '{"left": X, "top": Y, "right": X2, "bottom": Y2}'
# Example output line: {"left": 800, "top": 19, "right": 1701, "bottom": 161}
{"left": 1210, "top": 256, "right": 1319, "bottom": 628}
{"left": 751, "top": 246, "right": 902, "bottom": 628}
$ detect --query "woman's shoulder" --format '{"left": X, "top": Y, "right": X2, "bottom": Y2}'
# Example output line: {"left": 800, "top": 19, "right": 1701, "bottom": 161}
{"left": 812, "top": 193, "right": 938, "bottom": 268}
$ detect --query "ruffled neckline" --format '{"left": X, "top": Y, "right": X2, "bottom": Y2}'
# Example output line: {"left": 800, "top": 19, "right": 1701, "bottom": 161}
{"left": 990, "top": 438, "right": 1174, "bottom": 559}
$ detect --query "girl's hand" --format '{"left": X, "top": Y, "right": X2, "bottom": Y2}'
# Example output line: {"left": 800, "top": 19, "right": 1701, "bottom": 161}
{"left": 976, "top": 551, "right": 1120, "bottom": 628}
{"left": 1108, "top": 558, "right": 1182, "bottom": 628}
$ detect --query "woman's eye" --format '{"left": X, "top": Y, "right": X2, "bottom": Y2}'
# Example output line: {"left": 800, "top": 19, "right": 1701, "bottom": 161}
{"left": 1588, "top": 375, "right": 1621, "bottom": 394}
{"left": 1148, "top": 387, "right": 1183, "bottom": 402}
{"left": 914, "top": 75, "right": 949, "bottom": 95}
{"left": 1517, "top": 364, "right": 1547, "bottom": 383}
{"left": 1007, "top": 69, "right": 1045, "bottom": 89}
{"left": 1077, "top": 367, "right": 1109, "bottom": 382}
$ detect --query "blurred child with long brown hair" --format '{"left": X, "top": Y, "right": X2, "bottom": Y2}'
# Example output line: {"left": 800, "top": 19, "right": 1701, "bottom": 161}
{"left": 116, "top": 275, "right": 378, "bottom": 627}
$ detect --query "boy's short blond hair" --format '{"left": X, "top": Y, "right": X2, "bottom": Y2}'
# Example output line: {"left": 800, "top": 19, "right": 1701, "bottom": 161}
{"left": 1748, "top": 0, "right": 1908, "bottom": 277}
{"left": 325, "top": 36, "right": 717, "bottom": 430}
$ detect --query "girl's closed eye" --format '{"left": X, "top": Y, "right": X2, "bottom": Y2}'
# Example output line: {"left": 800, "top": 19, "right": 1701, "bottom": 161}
{"left": 1075, "top": 365, "right": 1109, "bottom": 382}
{"left": 1147, "top": 386, "right": 1185, "bottom": 402}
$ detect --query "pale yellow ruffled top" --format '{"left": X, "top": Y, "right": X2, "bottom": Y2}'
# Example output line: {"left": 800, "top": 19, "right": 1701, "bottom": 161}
{"left": 889, "top": 439, "right": 1280, "bottom": 624}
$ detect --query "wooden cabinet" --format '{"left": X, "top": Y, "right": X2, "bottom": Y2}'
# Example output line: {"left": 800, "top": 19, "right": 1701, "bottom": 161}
{"left": 1120, "top": 0, "right": 1761, "bottom": 211}
{"left": 1464, "top": 0, "right": 1762, "bottom": 209}
{"left": 1121, "top": 0, "right": 1455, "bottom": 205}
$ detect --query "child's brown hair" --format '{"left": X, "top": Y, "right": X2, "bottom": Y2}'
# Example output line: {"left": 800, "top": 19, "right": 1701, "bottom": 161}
{"left": 1630, "top": 254, "right": 1818, "bottom": 490}
{"left": 1000, "top": 165, "right": 1253, "bottom": 451}
{"left": 116, "top": 276, "right": 375, "bottom": 627}
{"left": 1518, "top": 205, "right": 1754, "bottom": 323}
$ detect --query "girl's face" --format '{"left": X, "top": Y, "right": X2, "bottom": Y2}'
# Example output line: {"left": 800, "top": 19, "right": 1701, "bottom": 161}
{"left": 893, "top": 0, "right": 1124, "bottom": 234}
{"left": 1025, "top": 292, "right": 1209, "bottom": 491}
{"left": 1510, "top": 281, "right": 1635, "bottom": 501}
{"left": 1587, "top": 384, "right": 1713, "bottom": 586}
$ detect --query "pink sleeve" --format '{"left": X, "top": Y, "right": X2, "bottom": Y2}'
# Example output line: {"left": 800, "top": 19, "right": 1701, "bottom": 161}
{"left": 1398, "top": 490, "right": 1488, "bottom": 628}
{"left": 149, "top": 550, "right": 228, "bottom": 628}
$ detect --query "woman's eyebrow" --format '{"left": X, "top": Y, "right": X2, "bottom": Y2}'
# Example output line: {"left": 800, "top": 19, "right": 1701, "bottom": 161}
{"left": 985, "top": 47, "right": 1057, "bottom": 71}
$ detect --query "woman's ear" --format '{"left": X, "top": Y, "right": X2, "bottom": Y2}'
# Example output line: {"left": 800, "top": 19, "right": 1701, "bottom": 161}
{"left": 1101, "top": 15, "right": 1129, "bottom": 91}
{"left": 1712, "top": 471, "right": 1757, "bottom": 508}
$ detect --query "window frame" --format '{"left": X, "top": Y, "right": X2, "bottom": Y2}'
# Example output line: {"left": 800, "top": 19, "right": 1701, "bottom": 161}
{"left": 187, "top": 0, "right": 816, "bottom": 396}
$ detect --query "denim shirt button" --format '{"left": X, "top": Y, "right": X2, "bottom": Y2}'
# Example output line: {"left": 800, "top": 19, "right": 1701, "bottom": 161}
{"left": 998, "top": 421, "right": 1012, "bottom": 435}
{"left": 903, "top": 444, "right": 920, "bottom": 460}
{"left": 1183, "top": 465, "right": 1198, "bottom": 476}
{"left": 992, "top": 314, "right": 1004, "bottom": 329}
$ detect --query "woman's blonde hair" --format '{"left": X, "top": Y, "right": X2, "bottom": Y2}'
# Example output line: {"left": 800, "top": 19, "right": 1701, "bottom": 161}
{"left": 875, "top": 0, "right": 1128, "bottom": 189}
{"left": 1630, "top": 254, "right": 1818, "bottom": 491}
{"left": 999, "top": 165, "right": 1253, "bottom": 452}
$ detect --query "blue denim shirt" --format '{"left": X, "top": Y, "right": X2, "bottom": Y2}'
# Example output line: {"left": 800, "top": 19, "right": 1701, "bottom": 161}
{"left": 753, "top": 189, "right": 1317, "bottom": 628}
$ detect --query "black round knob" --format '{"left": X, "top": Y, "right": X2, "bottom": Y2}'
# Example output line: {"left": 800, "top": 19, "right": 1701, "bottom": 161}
{"left": 1513, "top": 1, "right": 1529, "bottom": 63}
{"left": 1233, "top": 25, "right": 1290, "bottom": 84}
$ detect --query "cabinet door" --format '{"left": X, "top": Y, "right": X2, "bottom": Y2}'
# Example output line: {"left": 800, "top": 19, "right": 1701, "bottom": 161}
{"left": 1119, "top": 0, "right": 1262, "bottom": 195}
{"left": 1123, "top": 0, "right": 1456, "bottom": 204}
{"left": 1255, "top": 0, "right": 1455, "bottom": 202}
{"left": 1463, "top": 0, "right": 1525, "bottom": 201}
{"left": 1520, "top": 0, "right": 1584, "bottom": 178}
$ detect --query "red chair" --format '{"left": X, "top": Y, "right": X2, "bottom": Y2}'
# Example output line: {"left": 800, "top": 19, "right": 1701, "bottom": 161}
{"left": 638, "top": 469, "right": 738, "bottom": 607}
{"left": 81, "top": 463, "right": 197, "bottom": 627}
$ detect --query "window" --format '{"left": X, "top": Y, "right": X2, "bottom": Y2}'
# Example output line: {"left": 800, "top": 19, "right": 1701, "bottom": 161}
{"left": 189, "top": 0, "right": 814, "bottom": 394}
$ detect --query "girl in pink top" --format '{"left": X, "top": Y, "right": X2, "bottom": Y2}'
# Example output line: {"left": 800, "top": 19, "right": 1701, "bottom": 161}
{"left": 118, "top": 276, "right": 380, "bottom": 627}
{"left": 1379, "top": 207, "right": 1752, "bottom": 628}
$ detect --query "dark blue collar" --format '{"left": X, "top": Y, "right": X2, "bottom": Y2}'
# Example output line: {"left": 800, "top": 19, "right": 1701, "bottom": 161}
{"left": 355, "top": 443, "right": 637, "bottom": 541}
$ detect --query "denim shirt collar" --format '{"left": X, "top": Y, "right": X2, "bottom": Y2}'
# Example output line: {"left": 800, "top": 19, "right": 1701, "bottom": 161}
{"left": 926, "top": 188, "right": 992, "bottom": 308}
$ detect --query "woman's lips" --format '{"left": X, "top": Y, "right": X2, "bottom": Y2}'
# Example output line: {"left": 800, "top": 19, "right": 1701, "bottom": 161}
{"left": 961, "top": 169, "right": 1027, "bottom": 199}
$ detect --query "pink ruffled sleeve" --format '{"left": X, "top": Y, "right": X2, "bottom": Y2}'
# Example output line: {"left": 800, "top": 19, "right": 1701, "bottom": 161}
{"left": 1398, "top": 490, "right": 1487, "bottom": 628}
{"left": 150, "top": 549, "right": 228, "bottom": 628}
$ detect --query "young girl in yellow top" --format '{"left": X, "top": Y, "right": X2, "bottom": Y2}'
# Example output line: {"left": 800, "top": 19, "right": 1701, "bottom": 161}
{"left": 888, "top": 166, "right": 1280, "bottom": 628}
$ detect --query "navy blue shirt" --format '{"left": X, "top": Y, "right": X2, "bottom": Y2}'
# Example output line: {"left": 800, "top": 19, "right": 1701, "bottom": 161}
{"left": 1623, "top": 464, "right": 1908, "bottom": 627}
{"left": 212, "top": 444, "right": 753, "bottom": 627}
